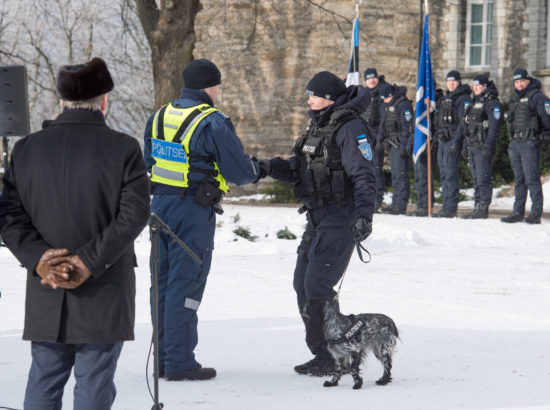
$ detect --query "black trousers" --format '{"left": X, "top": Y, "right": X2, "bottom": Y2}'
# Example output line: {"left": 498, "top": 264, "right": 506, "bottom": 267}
{"left": 293, "top": 203, "right": 355, "bottom": 356}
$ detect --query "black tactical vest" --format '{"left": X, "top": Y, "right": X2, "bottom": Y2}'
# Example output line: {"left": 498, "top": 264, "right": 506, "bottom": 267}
{"left": 361, "top": 88, "right": 381, "bottom": 128}
{"left": 292, "top": 109, "right": 358, "bottom": 204}
{"left": 463, "top": 93, "right": 494, "bottom": 145}
{"left": 383, "top": 96, "right": 407, "bottom": 144}
{"left": 507, "top": 89, "right": 539, "bottom": 139}
{"left": 436, "top": 95, "right": 459, "bottom": 141}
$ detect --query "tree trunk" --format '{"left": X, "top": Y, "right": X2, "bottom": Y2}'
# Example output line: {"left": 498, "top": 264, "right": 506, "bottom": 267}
{"left": 136, "top": 0, "right": 201, "bottom": 109}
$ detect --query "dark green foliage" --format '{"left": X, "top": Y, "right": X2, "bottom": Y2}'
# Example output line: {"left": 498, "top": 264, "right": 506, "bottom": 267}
{"left": 277, "top": 226, "right": 297, "bottom": 239}
{"left": 233, "top": 226, "right": 258, "bottom": 242}
{"left": 260, "top": 181, "right": 299, "bottom": 204}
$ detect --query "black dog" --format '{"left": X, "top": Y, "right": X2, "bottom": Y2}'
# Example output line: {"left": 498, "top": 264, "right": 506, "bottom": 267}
{"left": 322, "top": 298, "right": 398, "bottom": 389}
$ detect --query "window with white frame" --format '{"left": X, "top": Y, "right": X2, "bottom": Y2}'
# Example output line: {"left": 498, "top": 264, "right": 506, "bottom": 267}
{"left": 466, "top": 0, "right": 493, "bottom": 68}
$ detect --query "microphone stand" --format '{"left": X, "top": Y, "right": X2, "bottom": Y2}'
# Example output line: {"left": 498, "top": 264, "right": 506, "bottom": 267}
{"left": 149, "top": 212, "right": 203, "bottom": 410}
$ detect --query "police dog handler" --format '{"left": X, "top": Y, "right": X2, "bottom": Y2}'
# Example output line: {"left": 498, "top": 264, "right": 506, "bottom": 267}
{"left": 0, "top": 58, "right": 150, "bottom": 409}
{"left": 256, "top": 71, "right": 376, "bottom": 376}
{"left": 144, "top": 59, "right": 260, "bottom": 381}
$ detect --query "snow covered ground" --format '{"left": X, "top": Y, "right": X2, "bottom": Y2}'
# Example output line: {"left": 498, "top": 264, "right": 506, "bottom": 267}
{"left": 1, "top": 187, "right": 550, "bottom": 410}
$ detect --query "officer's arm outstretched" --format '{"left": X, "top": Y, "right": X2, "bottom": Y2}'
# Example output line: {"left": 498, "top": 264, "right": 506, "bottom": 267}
{"left": 200, "top": 113, "right": 259, "bottom": 185}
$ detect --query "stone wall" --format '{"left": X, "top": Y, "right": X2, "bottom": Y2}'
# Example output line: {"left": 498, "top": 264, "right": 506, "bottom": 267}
{"left": 194, "top": 0, "right": 429, "bottom": 194}
{"left": 192, "top": 0, "right": 549, "bottom": 195}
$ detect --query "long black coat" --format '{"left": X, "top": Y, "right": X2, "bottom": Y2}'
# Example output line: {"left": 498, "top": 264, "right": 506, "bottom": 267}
{"left": 0, "top": 110, "right": 150, "bottom": 343}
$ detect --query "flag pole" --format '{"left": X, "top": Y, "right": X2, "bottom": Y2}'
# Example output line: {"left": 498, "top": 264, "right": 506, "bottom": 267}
{"left": 425, "top": 0, "right": 432, "bottom": 216}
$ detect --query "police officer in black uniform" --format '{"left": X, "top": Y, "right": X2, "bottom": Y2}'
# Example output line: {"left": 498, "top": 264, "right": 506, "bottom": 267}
{"left": 462, "top": 74, "right": 503, "bottom": 219}
{"left": 433, "top": 70, "right": 471, "bottom": 218}
{"left": 256, "top": 71, "right": 375, "bottom": 376}
{"left": 501, "top": 68, "right": 550, "bottom": 224}
{"left": 377, "top": 83, "right": 414, "bottom": 215}
{"left": 362, "top": 68, "right": 387, "bottom": 212}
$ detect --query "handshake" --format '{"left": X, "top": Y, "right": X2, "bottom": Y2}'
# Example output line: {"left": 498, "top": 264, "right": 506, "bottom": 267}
{"left": 36, "top": 248, "right": 92, "bottom": 290}
{"left": 254, "top": 158, "right": 272, "bottom": 182}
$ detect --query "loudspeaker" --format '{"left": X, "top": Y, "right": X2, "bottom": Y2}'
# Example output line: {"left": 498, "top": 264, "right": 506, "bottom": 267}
{"left": 0, "top": 65, "right": 30, "bottom": 136}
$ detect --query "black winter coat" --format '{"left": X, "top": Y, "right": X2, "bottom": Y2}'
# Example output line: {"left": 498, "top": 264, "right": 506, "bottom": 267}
{"left": 0, "top": 110, "right": 150, "bottom": 343}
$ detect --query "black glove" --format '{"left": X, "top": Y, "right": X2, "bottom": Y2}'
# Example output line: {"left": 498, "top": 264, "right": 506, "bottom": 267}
{"left": 399, "top": 148, "right": 409, "bottom": 158}
{"left": 258, "top": 159, "right": 272, "bottom": 179}
{"left": 375, "top": 141, "right": 385, "bottom": 153}
{"left": 352, "top": 217, "right": 372, "bottom": 242}
{"left": 449, "top": 144, "right": 458, "bottom": 158}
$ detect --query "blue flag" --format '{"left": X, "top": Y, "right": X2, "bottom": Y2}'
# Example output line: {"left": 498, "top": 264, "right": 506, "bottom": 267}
{"left": 413, "top": 14, "right": 435, "bottom": 163}
{"left": 345, "top": 17, "right": 360, "bottom": 87}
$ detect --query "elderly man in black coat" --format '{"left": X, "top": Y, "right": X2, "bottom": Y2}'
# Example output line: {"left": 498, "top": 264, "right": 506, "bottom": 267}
{"left": 0, "top": 58, "right": 150, "bottom": 410}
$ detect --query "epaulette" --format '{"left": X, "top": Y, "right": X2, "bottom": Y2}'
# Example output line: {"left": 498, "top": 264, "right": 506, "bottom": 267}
{"left": 215, "top": 111, "right": 229, "bottom": 120}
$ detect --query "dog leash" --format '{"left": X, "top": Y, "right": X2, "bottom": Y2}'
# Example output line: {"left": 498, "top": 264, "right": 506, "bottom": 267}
{"left": 355, "top": 241, "right": 371, "bottom": 263}
{"left": 336, "top": 240, "right": 372, "bottom": 295}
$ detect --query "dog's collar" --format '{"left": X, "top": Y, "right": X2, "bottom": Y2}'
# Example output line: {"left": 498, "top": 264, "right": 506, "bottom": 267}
{"left": 326, "top": 316, "right": 365, "bottom": 345}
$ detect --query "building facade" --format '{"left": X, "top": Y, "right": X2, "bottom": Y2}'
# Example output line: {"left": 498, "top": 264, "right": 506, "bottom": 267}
{"left": 193, "top": 0, "right": 549, "bottom": 193}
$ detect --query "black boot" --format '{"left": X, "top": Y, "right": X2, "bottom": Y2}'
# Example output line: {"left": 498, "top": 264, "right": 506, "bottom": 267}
{"left": 524, "top": 214, "right": 541, "bottom": 224}
{"left": 433, "top": 208, "right": 457, "bottom": 218}
{"left": 406, "top": 208, "right": 428, "bottom": 217}
{"left": 461, "top": 201, "right": 478, "bottom": 219}
{"left": 500, "top": 211, "right": 523, "bottom": 223}
{"left": 294, "top": 299, "right": 335, "bottom": 376}
{"left": 462, "top": 202, "right": 488, "bottom": 219}
{"left": 469, "top": 202, "right": 489, "bottom": 219}
{"left": 165, "top": 363, "right": 216, "bottom": 381}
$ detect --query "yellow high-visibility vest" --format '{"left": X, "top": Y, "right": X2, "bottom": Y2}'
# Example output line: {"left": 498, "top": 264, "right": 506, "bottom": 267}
{"left": 150, "top": 103, "right": 229, "bottom": 193}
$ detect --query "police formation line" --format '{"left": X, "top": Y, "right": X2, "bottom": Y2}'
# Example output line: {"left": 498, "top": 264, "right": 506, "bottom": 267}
{"left": 363, "top": 67, "right": 548, "bottom": 224}
{"left": 0, "top": 57, "right": 547, "bottom": 409}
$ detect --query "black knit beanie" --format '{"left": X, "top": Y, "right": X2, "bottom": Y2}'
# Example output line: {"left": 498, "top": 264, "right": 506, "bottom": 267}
{"left": 305, "top": 71, "right": 346, "bottom": 101}
{"left": 446, "top": 70, "right": 461, "bottom": 82}
{"left": 182, "top": 59, "right": 222, "bottom": 89}
{"left": 473, "top": 74, "right": 489, "bottom": 87}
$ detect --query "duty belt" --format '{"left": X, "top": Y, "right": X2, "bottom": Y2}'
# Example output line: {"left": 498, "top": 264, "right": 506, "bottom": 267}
{"left": 511, "top": 130, "right": 536, "bottom": 140}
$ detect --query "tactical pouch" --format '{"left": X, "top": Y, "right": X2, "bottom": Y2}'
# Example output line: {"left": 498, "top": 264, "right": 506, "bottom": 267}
{"left": 331, "top": 169, "right": 345, "bottom": 201}
{"left": 193, "top": 177, "right": 223, "bottom": 208}
{"left": 539, "top": 130, "right": 550, "bottom": 142}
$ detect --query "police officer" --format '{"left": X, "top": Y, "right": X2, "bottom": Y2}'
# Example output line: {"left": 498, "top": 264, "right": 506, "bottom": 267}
{"left": 377, "top": 83, "right": 414, "bottom": 214}
{"left": 257, "top": 71, "right": 375, "bottom": 376}
{"left": 433, "top": 70, "right": 471, "bottom": 218}
{"left": 143, "top": 59, "right": 260, "bottom": 381}
{"left": 462, "top": 74, "right": 503, "bottom": 219}
{"left": 501, "top": 68, "right": 550, "bottom": 224}
{"left": 362, "top": 68, "right": 387, "bottom": 212}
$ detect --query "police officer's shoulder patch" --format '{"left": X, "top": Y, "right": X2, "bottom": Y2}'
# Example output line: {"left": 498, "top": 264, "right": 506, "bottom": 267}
{"left": 493, "top": 106, "right": 501, "bottom": 120}
{"left": 544, "top": 101, "right": 550, "bottom": 115}
{"left": 464, "top": 101, "right": 470, "bottom": 110}
{"left": 357, "top": 134, "right": 372, "bottom": 161}
{"left": 404, "top": 110, "right": 412, "bottom": 122}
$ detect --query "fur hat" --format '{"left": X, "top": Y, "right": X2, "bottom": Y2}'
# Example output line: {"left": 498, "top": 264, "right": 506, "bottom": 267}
{"left": 56, "top": 57, "right": 114, "bottom": 101}
{"left": 182, "top": 59, "right": 222, "bottom": 89}
{"left": 305, "top": 71, "right": 346, "bottom": 101}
